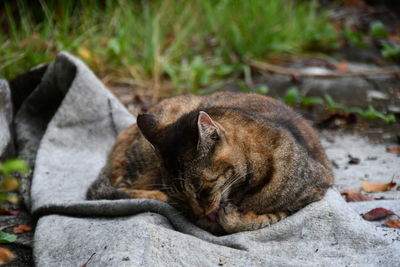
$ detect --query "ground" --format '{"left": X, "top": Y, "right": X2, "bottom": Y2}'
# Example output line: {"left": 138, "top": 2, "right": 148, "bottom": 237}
{"left": 1, "top": 1, "right": 400, "bottom": 266}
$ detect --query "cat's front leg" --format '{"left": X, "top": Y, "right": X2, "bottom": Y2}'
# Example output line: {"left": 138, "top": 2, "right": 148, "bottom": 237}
{"left": 218, "top": 203, "right": 287, "bottom": 234}
{"left": 122, "top": 189, "right": 169, "bottom": 203}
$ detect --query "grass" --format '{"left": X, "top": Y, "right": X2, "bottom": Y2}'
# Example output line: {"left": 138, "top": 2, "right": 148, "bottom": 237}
{"left": 0, "top": 0, "right": 338, "bottom": 94}
{"left": 279, "top": 87, "right": 396, "bottom": 123}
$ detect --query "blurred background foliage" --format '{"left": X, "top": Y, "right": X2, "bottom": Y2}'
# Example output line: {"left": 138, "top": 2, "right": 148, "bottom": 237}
{"left": 0, "top": 0, "right": 338, "bottom": 94}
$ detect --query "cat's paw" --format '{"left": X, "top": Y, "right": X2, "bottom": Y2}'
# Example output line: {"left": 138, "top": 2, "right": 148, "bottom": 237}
{"left": 218, "top": 203, "right": 243, "bottom": 233}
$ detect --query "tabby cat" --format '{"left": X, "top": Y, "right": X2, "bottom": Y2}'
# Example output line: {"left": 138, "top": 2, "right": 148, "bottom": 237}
{"left": 87, "top": 92, "right": 333, "bottom": 234}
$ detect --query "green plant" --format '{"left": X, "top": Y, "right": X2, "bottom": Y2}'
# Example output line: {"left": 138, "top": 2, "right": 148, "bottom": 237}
{"left": 0, "top": 0, "right": 338, "bottom": 94}
{"left": 323, "top": 94, "right": 396, "bottom": 123}
{"left": 300, "top": 95, "right": 324, "bottom": 108}
{"left": 380, "top": 41, "right": 400, "bottom": 61}
{"left": 323, "top": 94, "right": 347, "bottom": 111}
{"left": 0, "top": 231, "right": 17, "bottom": 243}
{"left": 357, "top": 105, "right": 396, "bottom": 123}
{"left": 238, "top": 83, "right": 269, "bottom": 95}
{"left": 284, "top": 87, "right": 299, "bottom": 105}
{"left": 370, "top": 21, "right": 388, "bottom": 38}
{"left": 0, "top": 159, "right": 29, "bottom": 204}
{"left": 0, "top": 159, "right": 28, "bottom": 244}
{"left": 343, "top": 25, "right": 369, "bottom": 49}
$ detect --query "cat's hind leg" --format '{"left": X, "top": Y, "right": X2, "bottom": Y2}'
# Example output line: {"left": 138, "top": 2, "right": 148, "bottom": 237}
{"left": 218, "top": 203, "right": 287, "bottom": 234}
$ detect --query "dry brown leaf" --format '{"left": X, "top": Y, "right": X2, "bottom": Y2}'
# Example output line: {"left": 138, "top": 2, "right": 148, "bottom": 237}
{"left": 2, "top": 178, "right": 19, "bottom": 192}
{"left": 0, "top": 209, "right": 20, "bottom": 216}
{"left": 340, "top": 190, "right": 374, "bottom": 202}
{"left": 340, "top": 189, "right": 361, "bottom": 195}
{"left": 386, "top": 146, "right": 400, "bottom": 153}
{"left": 12, "top": 224, "right": 32, "bottom": 234}
{"left": 386, "top": 219, "right": 400, "bottom": 228}
{"left": 362, "top": 207, "right": 395, "bottom": 221}
{"left": 0, "top": 246, "right": 15, "bottom": 264}
{"left": 362, "top": 181, "right": 396, "bottom": 193}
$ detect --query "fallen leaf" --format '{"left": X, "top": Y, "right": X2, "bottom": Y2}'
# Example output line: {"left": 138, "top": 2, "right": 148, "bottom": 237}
{"left": 2, "top": 178, "right": 19, "bottom": 192}
{"left": 362, "top": 181, "right": 396, "bottom": 193}
{"left": 362, "top": 207, "right": 395, "bottom": 221}
{"left": 341, "top": 190, "right": 373, "bottom": 202}
{"left": 78, "top": 48, "right": 92, "bottom": 61}
{"left": 0, "top": 246, "right": 15, "bottom": 264}
{"left": 0, "top": 209, "right": 20, "bottom": 216}
{"left": 336, "top": 61, "right": 348, "bottom": 72}
{"left": 7, "top": 194, "right": 20, "bottom": 205}
{"left": 341, "top": 189, "right": 360, "bottom": 195}
{"left": 386, "top": 219, "right": 400, "bottom": 228}
{"left": 386, "top": 146, "right": 400, "bottom": 153}
{"left": 12, "top": 225, "right": 32, "bottom": 234}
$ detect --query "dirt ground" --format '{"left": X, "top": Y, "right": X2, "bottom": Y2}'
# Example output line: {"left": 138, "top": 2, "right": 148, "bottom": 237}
{"left": 1, "top": 1, "right": 400, "bottom": 266}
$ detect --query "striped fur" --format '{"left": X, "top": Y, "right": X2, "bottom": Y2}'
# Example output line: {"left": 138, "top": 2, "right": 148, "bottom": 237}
{"left": 87, "top": 92, "right": 333, "bottom": 234}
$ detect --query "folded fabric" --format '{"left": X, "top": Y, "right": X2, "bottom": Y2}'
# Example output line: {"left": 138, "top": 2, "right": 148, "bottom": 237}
{"left": 7, "top": 52, "right": 400, "bottom": 266}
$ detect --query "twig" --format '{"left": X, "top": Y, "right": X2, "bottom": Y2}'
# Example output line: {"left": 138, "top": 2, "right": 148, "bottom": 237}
{"left": 82, "top": 252, "right": 96, "bottom": 267}
{"left": 0, "top": 224, "right": 14, "bottom": 231}
{"left": 248, "top": 60, "right": 400, "bottom": 78}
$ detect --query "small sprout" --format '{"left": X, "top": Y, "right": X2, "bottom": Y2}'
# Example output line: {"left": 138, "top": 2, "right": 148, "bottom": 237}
{"left": 301, "top": 95, "right": 323, "bottom": 108}
{"left": 380, "top": 41, "right": 400, "bottom": 61}
{"left": 254, "top": 85, "right": 269, "bottom": 95}
{"left": 107, "top": 38, "right": 121, "bottom": 55}
{"left": 238, "top": 82, "right": 251, "bottom": 92}
{"left": 323, "top": 95, "right": 396, "bottom": 124}
{"left": 215, "top": 64, "right": 234, "bottom": 77}
{"left": 343, "top": 25, "right": 369, "bottom": 49}
{"left": 370, "top": 21, "right": 388, "bottom": 38}
{"left": 323, "top": 94, "right": 346, "bottom": 111}
{"left": 0, "top": 159, "right": 29, "bottom": 177}
{"left": 284, "top": 87, "right": 299, "bottom": 105}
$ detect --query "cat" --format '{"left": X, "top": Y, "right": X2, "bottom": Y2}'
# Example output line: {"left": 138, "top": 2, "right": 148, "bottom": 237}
{"left": 87, "top": 91, "right": 333, "bottom": 234}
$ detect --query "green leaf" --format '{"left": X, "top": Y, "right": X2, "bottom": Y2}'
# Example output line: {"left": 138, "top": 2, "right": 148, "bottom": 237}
{"left": 370, "top": 21, "right": 388, "bottom": 38}
{"left": 238, "top": 82, "right": 251, "bottom": 92}
{"left": 0, "top": 230, "right": 17, "bottom": 243}
{"left": 380, "top": 41, "right": 400, "bottom": 60}
{"left": 284, "top": 87, "right": 299, "bottom": 105}
{"left": 301, "top": 95, "right": 323, "bottom": 107}
{"left": 0, "top": 159, "right": 29, "bottom": 176}
{"left": 215, "top": 64, "right": 234, "bottom": 77}
{"left": 343, "top": 26, "right": 369, "bottom": 49}
{"left": 107, "top": 38, "right": 121, "bottom": 55}
{"left": 323, "top": 94, "right": 346, "bottom": 110}
{"left": 255, "top": 85, "right": 269, "bottom": 95}
{"left": 381, "top": 114, "right": 396, "bottom": 123}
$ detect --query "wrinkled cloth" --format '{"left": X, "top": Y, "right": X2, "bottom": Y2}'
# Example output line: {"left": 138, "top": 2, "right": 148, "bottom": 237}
{"left": 5, "top": 52, "right": 399, "bottom": 266}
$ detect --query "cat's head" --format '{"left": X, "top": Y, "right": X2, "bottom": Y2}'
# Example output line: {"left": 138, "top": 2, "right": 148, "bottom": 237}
{"left": 137, "top": 110, "right": 248, "bottom": 232}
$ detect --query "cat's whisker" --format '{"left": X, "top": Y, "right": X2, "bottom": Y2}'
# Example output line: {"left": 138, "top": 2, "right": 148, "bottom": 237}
{"left": 221, "top": 171, "right": 250, "bottom": 196}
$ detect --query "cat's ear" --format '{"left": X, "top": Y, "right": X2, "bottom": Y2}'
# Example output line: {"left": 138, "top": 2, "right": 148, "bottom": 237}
{"left": 197, "top": 111, "right": 220, "bottom": 151}
{"left": 137, "top": 114, "right": 161, "bottom": 147}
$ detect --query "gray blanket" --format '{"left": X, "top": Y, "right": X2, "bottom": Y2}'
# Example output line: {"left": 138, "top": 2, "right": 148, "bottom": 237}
{"left": 5, "top": 53, "right": 400, "bottom": 266}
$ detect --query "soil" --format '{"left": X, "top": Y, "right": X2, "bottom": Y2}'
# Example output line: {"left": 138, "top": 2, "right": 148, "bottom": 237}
{"left": 1, "top": 0, "right": 400, "bottom": 265}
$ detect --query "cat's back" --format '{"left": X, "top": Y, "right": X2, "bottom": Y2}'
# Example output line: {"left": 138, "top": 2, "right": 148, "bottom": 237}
{"left": 198, "top": 92, "right": 329, "bottom": 168}
{"left": 144, "top": 92, "right": 327, "bottom": 168}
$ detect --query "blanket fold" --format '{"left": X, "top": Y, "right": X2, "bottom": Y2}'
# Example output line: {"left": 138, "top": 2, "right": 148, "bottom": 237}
{"left": 4, "top": 52, "right": 399, "bottom": 266}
